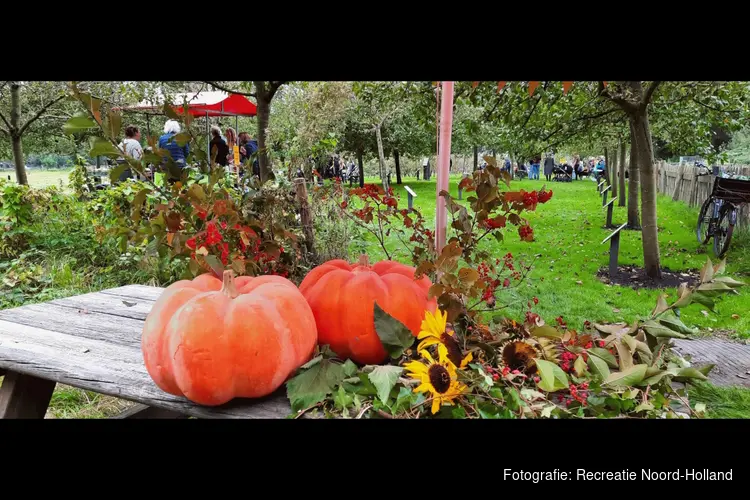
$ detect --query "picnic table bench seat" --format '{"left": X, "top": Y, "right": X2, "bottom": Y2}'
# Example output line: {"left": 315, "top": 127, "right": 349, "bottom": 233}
{"left": 0, "top": 284, "right": 293, "bottom": 419}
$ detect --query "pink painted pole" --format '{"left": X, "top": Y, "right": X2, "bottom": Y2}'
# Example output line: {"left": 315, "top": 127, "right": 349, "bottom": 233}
{"left": 435, "top": 81, "right": 454, "bottom": 254}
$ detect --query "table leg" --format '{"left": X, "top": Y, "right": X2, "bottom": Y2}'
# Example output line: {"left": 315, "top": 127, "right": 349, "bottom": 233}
{"left": 0, "top": 370, "right": 56, "bottom": 419}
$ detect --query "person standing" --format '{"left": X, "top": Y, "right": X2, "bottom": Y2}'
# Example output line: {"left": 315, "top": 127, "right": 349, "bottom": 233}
{"left": 116, "top": 125, "right": 145, "bottom": 182}
{"left": 158, "top": 120, "right": 190, "bottom": 182}
{"left": 209, "top": 126, "right": 229, "bottom": 167}
{"left": 544, "top": 153, "right": 555, "bottom": 182}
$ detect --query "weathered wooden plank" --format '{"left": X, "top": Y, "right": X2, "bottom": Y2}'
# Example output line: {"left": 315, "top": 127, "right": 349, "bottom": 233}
{"left": 51, "top": 291, "right": 154, "bottom": 321}
{"left": 0, "top": 319, "right": 293, "bottom": 419}
{"left": 0, "top": 302, "right": 143, "bottom": 348}
{"left": 0, "top": 370, "right": 56, "bottom": 418}
{"left": 113, "top": 403, "right": 189, "bottom": 419}
{"left": 100, "top": 284, "right": 164, "bottom": 302}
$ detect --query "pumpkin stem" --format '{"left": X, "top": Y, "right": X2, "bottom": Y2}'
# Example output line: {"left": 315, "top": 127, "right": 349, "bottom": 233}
{"left": 221, "top": 270, "right": 239, "bottom": 299}
{"left": 357, "top": 254, "right": 370, "bottom": 267}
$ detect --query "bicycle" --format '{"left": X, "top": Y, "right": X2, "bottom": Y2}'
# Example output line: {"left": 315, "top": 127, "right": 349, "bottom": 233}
{"left": 695, "top": 165, "right": 750, "bottom": 257}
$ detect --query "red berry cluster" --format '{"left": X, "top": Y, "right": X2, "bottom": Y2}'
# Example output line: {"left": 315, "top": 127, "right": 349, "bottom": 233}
{"left": 559, "top": 351, "right": 576, "bottom": 372}
{"left": 538, "top": 189, "right": 553, "bottom": 204}
{"left": 522, "top": 190, "right": 539, "bottom": 211}
{"left": 518, "top": 224, "right": 534, "bottom": 242}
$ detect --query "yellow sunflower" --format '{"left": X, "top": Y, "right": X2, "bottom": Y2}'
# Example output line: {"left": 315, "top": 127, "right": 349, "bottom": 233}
{"left": 404, "top": 350, "right": 468, "bottom": 414}
{"left": 417, "top": 309, "right": 473, "bottom": 368}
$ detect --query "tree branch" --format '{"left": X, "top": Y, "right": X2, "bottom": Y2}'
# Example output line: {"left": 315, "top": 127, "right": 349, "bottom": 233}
{"left": 203, "top": 81, "right": 256, "bottom": 98}
{"left": 18, "top": 94, "right": 67, "bottom": 136}
{"left": 0, "top": 110, "right": 11, "bottom": 133}
{"left": 267, "top": 81, "right": 287, "bottom": 101}
{"left": 599, "top": 81, "right": 638, "bottom": 114}
{"left": 641, "top": 80, "right": 662, "bottom": 107}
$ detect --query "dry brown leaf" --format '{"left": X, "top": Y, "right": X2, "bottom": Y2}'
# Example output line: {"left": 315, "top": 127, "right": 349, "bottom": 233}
{"left": 575, "top": 280, "right": 583, "bottom": 285}
{"left": 732, "top": 314, "right": 740, "bottom": 320}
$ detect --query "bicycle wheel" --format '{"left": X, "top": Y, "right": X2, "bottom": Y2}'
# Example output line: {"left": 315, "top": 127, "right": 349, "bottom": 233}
{"left": 713, "top": 205, "right": 736, "bottom": 257}
{"left": 696, "top": 197, "right": 715, "bottom": 245}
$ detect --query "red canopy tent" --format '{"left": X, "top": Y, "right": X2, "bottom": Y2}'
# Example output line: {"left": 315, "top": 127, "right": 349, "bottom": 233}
{"left": 122, "top": 91, "right": 257, "bottom": 118}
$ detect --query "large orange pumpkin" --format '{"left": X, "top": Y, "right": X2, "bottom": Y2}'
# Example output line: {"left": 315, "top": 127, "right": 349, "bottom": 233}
{"left": 141, "top": 270, "right": 317, "bottom": 406}
{"left": 298, "top": 256, "right": 436, "bottom": 365}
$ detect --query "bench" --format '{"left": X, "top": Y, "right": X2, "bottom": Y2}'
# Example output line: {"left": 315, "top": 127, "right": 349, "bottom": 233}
{"left": 0, "top": 285, "right": 293, "bottom": 419}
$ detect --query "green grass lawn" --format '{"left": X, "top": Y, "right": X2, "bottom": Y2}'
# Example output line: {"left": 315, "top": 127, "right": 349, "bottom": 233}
{"left": 356, "top": 174, "right": 750, "bottom": 338}
{"left": 25, "top": 168, "right": 72, "bottom": 189}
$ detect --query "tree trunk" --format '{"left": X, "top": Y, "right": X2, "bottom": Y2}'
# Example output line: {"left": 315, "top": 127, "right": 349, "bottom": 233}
{"left": 255, "top": 92, "right": 271, "bottom": 182}
{"left": 10, "top": 84, "right": 27, "bottom": 185}
{"left": 374, "top": 125, "right": 388, "bottom": 191}
{"left": 611, "top": 141, "right": 619, "bottom": 199}
{"left": 357, "top": 150, "right": 364, "bottom": 188}
{"left": 618, "top": 141, "right": 627, "bottom": 207}
{"left": 632, "top": 113, "right": 661, "bottom": 279}
{"left": 604, "top": 145, "right": 611, "bottom": 186}
{"left": 11, "top": 134, "right": 27, "bottom": 185}
{"left": 393, "top": 148, "right": 402, "bottom": 185}
{"left": 627, "top": 128, "right": 641, "bottom": 229}
{"left": 473, "top": 145, "right": 478, "bottom": 171}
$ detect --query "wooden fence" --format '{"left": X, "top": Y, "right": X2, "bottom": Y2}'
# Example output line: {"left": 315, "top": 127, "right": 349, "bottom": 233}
{"left": 655, "top": 162, "right": 750, "bottom": 229}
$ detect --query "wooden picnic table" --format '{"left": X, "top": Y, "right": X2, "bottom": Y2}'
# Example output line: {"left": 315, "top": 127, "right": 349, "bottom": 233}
{"left": 0, "top": 284, "right": 293, "bottom": 419}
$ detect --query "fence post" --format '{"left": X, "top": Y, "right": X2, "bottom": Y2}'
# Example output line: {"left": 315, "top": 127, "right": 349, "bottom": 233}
{"left": 294, "top": 177, "right": 316, "bottom": 259}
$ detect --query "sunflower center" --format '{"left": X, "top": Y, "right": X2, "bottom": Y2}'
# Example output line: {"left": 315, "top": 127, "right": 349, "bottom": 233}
{"left": 441, "top": 332, "right": 463, "bottom": 367}
{"left": 428, "top": 364, "right": 452, "bottom": 394}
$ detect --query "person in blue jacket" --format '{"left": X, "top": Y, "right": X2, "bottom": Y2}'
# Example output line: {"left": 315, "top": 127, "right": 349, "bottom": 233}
{"left": 158, "top": 120, "right": 190, "bottom": 171}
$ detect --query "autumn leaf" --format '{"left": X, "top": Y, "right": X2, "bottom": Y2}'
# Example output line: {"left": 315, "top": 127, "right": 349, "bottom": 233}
{"left": 562, "top": 81, "right": 573, "bottom": 95}
{"left": 528, "top": 81, "right": 540, "bottom": 96}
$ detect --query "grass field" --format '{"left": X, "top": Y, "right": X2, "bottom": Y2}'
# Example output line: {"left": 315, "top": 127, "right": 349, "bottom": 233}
{"left": 359, "top": 174, "right": 750, "bottom": 339}
{"left": 25, "top": 168, "right": 72, "bottom": 189}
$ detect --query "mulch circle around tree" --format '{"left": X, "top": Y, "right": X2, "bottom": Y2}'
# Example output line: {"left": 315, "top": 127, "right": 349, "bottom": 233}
{"left": 597, "top": 265, "right": 700, "bottom": 290}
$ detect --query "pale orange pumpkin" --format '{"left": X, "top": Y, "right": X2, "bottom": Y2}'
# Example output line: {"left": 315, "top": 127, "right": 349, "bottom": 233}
{"left": 299, "top": 256, "right": 437, "bottom": 365}
{"left": 141, "top": 270, "right": 317, "bottom": 406}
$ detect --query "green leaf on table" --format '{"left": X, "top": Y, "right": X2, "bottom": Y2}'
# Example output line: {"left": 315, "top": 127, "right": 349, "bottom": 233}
{"left": 615, "top": 341, "right": 633, "bottom": 370}
{"left": 621, "top": 334, "right": 637, "bottom": 354}
{"left": 534, "top": 358, "right": 568, "bottom": 392}
{"left": 540, "top": 404, "right": 556, "bottom": 418}
{"left": 392, "top": 386, "right": 416, "bottom": 414}
{"left": 342, "top": 359, "right": 358, "bottom": 377}
{"left": 451, "top": 406, "right": 467, "bottom": 419}
{"left": 642, "top": 320, "right": 688, "bottom": 339}
{"left": 574, "top": 355, "right": 587, "bottom": 377}
{"left": 635, "top": 402, "right": 654, "bottom": 413}
{"left": 587, "top": 354, "right": 610, "bottom": 380}
{"left": 712, "top": 276, "right": 746, "bottom": 289}
{"left": 673, "top": 283, "right": 693, "bottom": 308}
{"left": 63, "top": 113, "right": 97, "bottom": 134}
{"left": 695, "top": 281, "right": 737, "bottom": 296}
{"left": 589, "top": 347, "right": 618, "bottom": 368}
{"left": 286, "top": 357, "right": 345, "bottom": 412}
{"left": 691, "top": 291, "right": 716, "bottom": 311}
{"left": 651, "top": 293, "right": 670, "bottom": 316}
{"left": 373, "top": 302, "right": 414, "bottom": 359}
{"left": 469, "top": 363, "right": 494, "bottom": 387}
{"left": 333, "top": 386, "right": 353, "bottom": 411}
{"left": 673, "top": 367, "right": 709, "bottom": 383}
{"left": 300, "top": 354, "right": 322, "bottom": 369}
{"left": 700, "top": 257, "right": 715, "bottom": 283}
{"left": 657, "top": 315, "right": 698, "bottom": 336}
{"left": 697, "top": 364, "right": 715, "bottom": 377}
{"left": 530, "top": 325, "right": 563, "bottom": 339}
{"left": 604, "top": 364, "right": 648, "bottom": 387}
{"left": 367, "top": 365, "right": 403, "bottom": 404}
